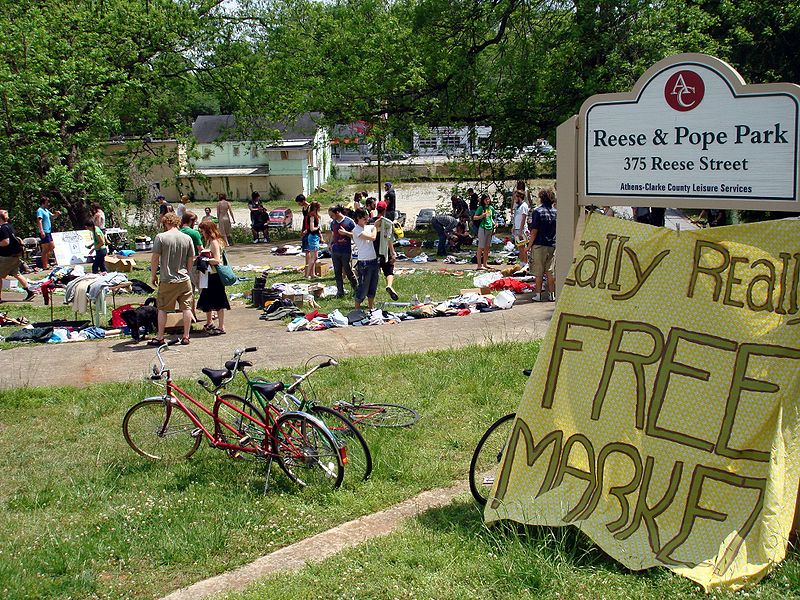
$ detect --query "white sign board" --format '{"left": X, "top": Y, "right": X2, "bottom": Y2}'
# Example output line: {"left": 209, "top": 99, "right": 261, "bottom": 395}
{"left": 53, "top": 230, "right": 92, "bottom": 266}
{"left": 581, "top": 56, "right": 800, "bottom": 204}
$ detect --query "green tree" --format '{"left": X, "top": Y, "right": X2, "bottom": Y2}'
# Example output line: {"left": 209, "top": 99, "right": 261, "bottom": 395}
{"left": 0, "top": 0, "right": 233, "bottom": 232}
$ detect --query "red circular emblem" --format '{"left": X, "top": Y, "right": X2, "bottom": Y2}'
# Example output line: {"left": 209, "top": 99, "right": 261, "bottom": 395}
{"left": 664, "top": 70, "right": 705, "bottom": 112}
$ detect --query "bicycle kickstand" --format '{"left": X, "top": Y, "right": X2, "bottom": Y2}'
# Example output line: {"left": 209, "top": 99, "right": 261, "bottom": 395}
{"left": 263, "top": 456, "right": 274, "bottom": 495}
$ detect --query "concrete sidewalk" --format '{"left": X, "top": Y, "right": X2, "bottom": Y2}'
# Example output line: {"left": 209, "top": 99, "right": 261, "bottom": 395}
{"left": 0, "top": 301, "right": 555, "bottom": 390}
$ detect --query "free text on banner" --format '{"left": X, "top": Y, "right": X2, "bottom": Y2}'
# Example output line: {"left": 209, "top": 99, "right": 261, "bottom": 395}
{"left": 484, "top": 215, "right": 800, "bottom": 591}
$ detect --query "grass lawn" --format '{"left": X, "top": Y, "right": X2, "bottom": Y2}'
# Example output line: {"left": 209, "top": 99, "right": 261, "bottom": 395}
{"left": 224, "top": 503, "right": 800, "bottom": 600}
{"left": 0, "top": 342, "right": 536, "bottom": 599}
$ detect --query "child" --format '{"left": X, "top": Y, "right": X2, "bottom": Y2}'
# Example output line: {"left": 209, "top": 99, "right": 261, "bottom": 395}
{"left": 85, "top": 220, "right": 108, "bottom": 274}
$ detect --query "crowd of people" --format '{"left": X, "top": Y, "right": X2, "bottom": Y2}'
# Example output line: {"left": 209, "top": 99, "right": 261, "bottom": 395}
{"left": 0, "top": 179, "right": 725, "bottom": 328}
{"left": 299, "top": 188, "right": 401, "bottom": 310}
{"left": 427, "top": 181, "right": 558, "bottom": 302}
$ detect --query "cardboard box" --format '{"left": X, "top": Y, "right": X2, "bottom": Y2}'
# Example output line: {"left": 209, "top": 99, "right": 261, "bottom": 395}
{"left": 164, "top": 311, "right": 197, "bottom": 332}
{"left": 106, "top": 256, "right": 136, "bottom": 273}
{"left": 308, "top": 283, "right": 325, "bottom": 298}
{"left": 460, "top": 287, "right": 492, "bottom": 295}
{"left": 283, "top": 292, "right": 305, "bottom": 305}
{"left": 314, "top": 262, "right": 330, "bottom": 277}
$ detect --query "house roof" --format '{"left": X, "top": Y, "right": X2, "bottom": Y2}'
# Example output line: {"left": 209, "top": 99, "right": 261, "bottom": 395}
{"left": 180, "top": 166, "right": 271, "bottom": 177}
{"left": 193, "top": 113, "right": 323, "bottom": 144}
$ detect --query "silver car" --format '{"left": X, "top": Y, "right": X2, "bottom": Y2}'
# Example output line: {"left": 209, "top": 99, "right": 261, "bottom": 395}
{"left": 415, "top": 208, "right": 436, "bottom": 229}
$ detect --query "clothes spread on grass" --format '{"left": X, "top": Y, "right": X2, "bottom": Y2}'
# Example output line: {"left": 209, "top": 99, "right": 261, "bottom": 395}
{"left": 1, "top": 324, "right": 120, "bottom": 344}
{"left": 278, "top": 289, "right": 521, "bottom": 332}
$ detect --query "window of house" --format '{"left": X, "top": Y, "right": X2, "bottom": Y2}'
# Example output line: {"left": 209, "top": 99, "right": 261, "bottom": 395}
{"left": 418, "top": 137, "right": 437, "bottom": 149}
{"left": 233, "top": 145, "right": 240, "bottom": 156}
{"left": 280, "top": 151, "right": 289, "bottom": 160}
{"left": 251, "top": 146, "right": 258, "bottom": 158}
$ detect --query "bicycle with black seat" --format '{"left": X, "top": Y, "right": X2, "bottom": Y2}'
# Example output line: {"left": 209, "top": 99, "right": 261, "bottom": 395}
{"left": 122, "top": 345, "right": 345, "bottom": 492}
{"left": 215, "top": 354, "right": 373, "bottom": 483}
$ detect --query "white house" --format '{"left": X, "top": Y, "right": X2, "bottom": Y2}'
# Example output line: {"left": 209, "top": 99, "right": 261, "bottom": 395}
{"left": 180, "top": 113, "right": 331, "bottom": 201}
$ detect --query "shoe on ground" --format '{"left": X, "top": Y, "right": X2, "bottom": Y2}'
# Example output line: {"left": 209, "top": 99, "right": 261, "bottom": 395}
{"left": 386, "top": 286, "right": 399, "bottom": 301}
{"left": 24, "top": 289, "right": 35, "bottom": 301}
{"left": 532, "top": 293, "right": 541, "bottom": 302}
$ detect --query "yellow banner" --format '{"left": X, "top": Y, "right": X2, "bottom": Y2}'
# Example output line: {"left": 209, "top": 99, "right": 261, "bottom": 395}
{"left": 485, "top": 215, "right": 800, "bottom": 591}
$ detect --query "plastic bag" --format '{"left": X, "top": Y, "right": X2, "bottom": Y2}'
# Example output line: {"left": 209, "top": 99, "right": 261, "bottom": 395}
{"left": 494, "top": 290, "right": 516, "bottom": 309}
{"left": 473, "top": 271, "right": 502, "bottom": 288}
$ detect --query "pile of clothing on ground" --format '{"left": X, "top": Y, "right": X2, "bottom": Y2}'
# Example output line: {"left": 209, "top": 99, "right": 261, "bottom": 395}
{"left": 282, "top": 290, "right": 512, "bottom": 333}
{"left": 1, "top": 323, "right": 122, "bottom": 344}
{"left": 396, "top": 237, "right": 522, "bottom": 266}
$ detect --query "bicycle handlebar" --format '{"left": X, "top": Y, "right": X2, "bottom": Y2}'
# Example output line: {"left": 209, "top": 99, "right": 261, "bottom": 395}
{"left": 151, "top": 343, "right": 170, "bottom": 379}
{"left": 285, "top": 357, "right": 339, "bottom": 393}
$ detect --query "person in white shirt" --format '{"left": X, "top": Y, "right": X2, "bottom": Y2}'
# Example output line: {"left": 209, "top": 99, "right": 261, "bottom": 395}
{"left": 349, "top": 208, "right": 378, "bottom": 310}
{"left": 514, "top": 191, "right": 530, "bottom": 264}
{"left": 176, "top": 195, "right": 188, "bottom": 219}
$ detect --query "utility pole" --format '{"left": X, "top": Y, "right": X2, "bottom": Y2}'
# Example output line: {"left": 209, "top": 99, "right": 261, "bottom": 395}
{"left": 376, "top": 135, "right": 382, "bottom": 202}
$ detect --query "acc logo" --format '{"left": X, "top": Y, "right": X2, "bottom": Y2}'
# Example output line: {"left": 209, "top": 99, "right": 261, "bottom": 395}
{"left": 665, "top": 70, "right": 705, "bottom": 112}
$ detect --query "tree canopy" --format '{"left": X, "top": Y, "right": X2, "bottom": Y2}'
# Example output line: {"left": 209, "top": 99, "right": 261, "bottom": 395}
{"left": 0, "top": 0, "right": 797, "bottom": 229}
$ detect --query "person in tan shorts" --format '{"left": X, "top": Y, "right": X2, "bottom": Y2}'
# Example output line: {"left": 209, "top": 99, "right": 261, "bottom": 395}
{"left": 150, "top": 212, "right": 195, "bottom": 345}
{"left": 528, "top": 188, "right": 557, "bottom": 301}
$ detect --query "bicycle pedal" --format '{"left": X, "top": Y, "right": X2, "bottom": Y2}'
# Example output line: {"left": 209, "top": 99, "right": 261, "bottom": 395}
{"left": 238, "top": 435, "right": 252, "bottom": 445}
{"left": 191, "top": 428, "right": 203, "bottom": 437}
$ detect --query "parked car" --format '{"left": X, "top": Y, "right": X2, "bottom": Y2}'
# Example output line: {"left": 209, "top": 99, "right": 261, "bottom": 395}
{"left": 415, "top": 208, "right": 436, "bottom": 229}
{"left": 268, "top": 207, "right": 293, "bottom": 229}
{"left": 522, "top": 139, "right": 554, "bottom": 156}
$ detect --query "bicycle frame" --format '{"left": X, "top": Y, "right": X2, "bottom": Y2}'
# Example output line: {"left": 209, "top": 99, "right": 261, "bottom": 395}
{"left": 236, "top": 358, "right": 335, "bottom": 414}
{"left": 149, "top": 346, "right": 314, "bottom": 461}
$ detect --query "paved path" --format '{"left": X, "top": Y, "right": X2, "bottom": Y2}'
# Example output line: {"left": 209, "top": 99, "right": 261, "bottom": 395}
{"left": 161, "top": 482, "right": 468, "bottom": 600}
{"left": 0, "top": 300, "right": 554, "bottom": 389}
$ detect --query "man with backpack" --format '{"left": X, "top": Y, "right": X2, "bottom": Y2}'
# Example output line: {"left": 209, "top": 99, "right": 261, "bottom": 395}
{"left": 0, "top": 209, "right": 35, "bottom": 301}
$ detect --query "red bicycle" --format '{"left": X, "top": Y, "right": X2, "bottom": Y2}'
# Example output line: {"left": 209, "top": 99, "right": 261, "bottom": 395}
{"left": 122, "top": 345, "right": 345, "bottom": 491}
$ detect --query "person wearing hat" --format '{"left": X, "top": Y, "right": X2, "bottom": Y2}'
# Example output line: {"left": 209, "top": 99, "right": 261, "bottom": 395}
{"left": 157, "top": 194, "right": 171, "bottom": 217}
{"left": 383, "top": 182, "right": 396, "bottom": 221}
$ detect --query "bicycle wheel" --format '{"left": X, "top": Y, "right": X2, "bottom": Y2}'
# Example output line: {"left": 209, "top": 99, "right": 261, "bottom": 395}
{"left": 311, "top": 405, "right": 372, "bottom": 482}
{"left": 123, "top": 399, "right": 202, "bottom": 461}
{"left": 469, "top": 413, "right": 516, "bottom": 506}
{"left": 272, "top": 412, "right": 344, "bottom": 490}
{"left": 214, "top": 394, "right": 267, "bottom": 459}
{"left": 335, "top": 401, "right": 420, "bottom": 428}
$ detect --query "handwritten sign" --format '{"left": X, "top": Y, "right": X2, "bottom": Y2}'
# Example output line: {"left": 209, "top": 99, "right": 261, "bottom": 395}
{"left": 52, "top": 230, "right": 92, "bottom": 266}
{"left": 485, "top": 216, "right": 800, "bottom": 591}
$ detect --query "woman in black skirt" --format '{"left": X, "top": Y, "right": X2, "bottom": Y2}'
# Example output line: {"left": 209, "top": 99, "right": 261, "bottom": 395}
{"left": 197, "top": 220, "right": 231, "bottom": 335}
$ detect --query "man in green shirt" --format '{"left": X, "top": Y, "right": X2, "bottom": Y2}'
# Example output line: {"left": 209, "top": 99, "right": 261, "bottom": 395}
{"left": 179, "top": 211, "right": 203, "bottom": 254}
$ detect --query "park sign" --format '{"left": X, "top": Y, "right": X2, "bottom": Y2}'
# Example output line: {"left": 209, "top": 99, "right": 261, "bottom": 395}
{"left": 580, "top": 54, "right": 800, "bottom": 207}
{"left": 484, "top": 215, "right": 800, "bottom": 591}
